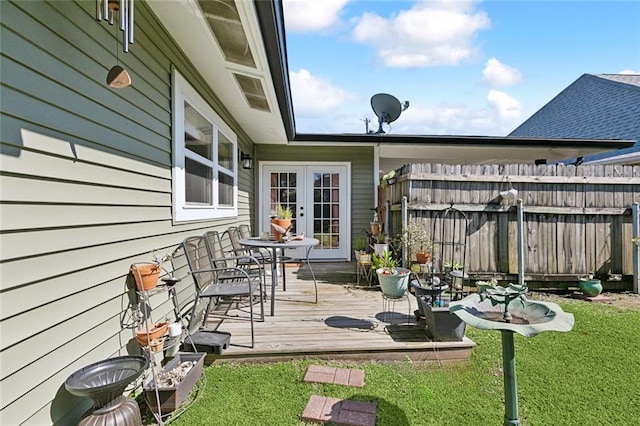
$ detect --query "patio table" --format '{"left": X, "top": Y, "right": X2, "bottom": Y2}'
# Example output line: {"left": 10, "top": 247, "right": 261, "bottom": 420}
{"left": 239, "top": 237, "right": 319, "bottom": 316}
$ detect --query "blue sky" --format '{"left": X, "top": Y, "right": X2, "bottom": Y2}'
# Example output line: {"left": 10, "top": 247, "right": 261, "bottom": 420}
{"left": 282, "top": 0, "right": 640, "bottom": 136}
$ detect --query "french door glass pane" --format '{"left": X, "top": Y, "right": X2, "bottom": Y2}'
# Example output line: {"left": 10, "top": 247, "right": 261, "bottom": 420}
{"left": 313, "top": 172, "right": 340, "bottom": 249}
{"left": 270, "top": 172, "right": 297, "bottom": 234}
{"left": 184, "top": 101, "right": 212, "bottom": 160}
{"left": 185, "top": 157, "right": 212, "bottom": 205}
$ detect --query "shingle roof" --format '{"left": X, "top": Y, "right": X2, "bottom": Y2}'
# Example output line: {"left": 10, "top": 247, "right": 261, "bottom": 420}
{"left": 509, "top": 74, "right": 640, "bottom": 141}
{"left": 508, "top": 73, "right": 640, "bottom": 164}
{"left": 597, "top": 73, "right": 640, "bottom": 87}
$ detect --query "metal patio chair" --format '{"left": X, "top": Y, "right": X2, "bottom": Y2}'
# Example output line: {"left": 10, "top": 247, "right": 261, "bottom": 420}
{"left": 230, "top": 225, "right": 294, "bottom": 291}
{"left": 182, "top": 235, "right": 264, "bottom": 348}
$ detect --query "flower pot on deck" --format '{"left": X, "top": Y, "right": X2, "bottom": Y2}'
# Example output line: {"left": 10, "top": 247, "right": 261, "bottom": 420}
{"left": 376, "top": 268, "right": 410, "bottom": 298}
{"left": 415, "top": 252, "right": 431, "bottom": 265}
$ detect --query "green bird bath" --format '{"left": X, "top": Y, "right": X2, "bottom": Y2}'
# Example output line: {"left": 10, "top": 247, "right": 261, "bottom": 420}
{"left": 449, "top": 286, "right": 574, "bottom": 426}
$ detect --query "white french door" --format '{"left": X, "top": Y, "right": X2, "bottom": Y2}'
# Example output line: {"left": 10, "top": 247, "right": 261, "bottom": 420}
{"left": 260, "top": 163, "right": 350, "bottom": 260}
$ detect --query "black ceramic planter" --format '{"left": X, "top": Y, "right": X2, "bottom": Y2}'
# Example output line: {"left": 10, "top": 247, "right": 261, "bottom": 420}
{"left": 418, "top": 296, "right": 466, "bottom": 342}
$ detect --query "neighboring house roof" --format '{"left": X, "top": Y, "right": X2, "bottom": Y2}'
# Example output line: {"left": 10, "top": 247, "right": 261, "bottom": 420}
{"left": 509, "top": 74, "right": 640, "bottom": 164}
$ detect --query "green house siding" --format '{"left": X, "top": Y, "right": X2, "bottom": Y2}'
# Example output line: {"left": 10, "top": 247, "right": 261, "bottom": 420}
{"left": 0, "top": 1, "right": 254, "bottom": 424}
{"left": 256, "top": 145, "right": 376, "bottom": 251}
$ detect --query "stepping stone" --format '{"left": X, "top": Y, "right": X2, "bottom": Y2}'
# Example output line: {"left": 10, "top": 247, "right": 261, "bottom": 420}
{"left": 302, "top": 394, "right": 376, "bottom": 426}
{"left": 303, "top": 365, "right": 365, "bottom": 387}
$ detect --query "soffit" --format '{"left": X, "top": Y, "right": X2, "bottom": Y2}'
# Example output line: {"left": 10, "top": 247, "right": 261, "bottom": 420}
{"left": 147, "top": 0, "right": 287, "bottom": 144}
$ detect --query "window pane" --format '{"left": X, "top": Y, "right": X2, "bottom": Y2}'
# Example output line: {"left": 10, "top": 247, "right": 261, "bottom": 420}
{"left": 185, "top": 157, "right": 212, "bottom": 205}
{"left": 218, "top": 132, "right": 233, "bottom": 170}
{"left": 218, "top": 171, "right": 234, "bottom": 206}
{"left": 184, "top": 101, "right": 213, "bottom": 160}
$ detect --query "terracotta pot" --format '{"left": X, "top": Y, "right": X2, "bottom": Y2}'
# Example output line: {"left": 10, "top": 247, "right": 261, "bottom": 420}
{"left": 271, "top": 218, "right": 291, "bottom": 241}
{"left": 136, "top": 321, "right": 168, "bottom": 346}
{"left": 415, "top": 252, "right": 431, "bottom": 264}
{"left": 131, "top": 263, "right": 161, "bottom": 291}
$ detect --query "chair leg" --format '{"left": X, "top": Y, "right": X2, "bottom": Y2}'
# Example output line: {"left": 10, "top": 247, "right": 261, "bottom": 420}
{"left": 249, "top": 292, "right": 254, "bottom": 348}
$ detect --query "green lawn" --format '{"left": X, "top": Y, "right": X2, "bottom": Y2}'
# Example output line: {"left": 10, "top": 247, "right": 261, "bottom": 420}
{"left": 168, "top": 299, "right": 640, "bottom": 425}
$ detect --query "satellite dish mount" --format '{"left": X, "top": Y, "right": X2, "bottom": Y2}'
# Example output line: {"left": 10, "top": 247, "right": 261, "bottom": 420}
{"left": 371, "top": 93, "right": 409, "bottom": 134}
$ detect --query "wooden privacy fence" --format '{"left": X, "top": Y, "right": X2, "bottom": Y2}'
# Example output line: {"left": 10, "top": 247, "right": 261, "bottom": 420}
{"left": 378, "top": 163, "right": 640, "bottom": 291}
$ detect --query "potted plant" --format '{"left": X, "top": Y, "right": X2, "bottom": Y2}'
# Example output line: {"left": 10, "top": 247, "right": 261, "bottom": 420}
{"left": 578, "top": 274, "right": 603, "bottom": 297}
{"left": 373, "top": 232, "right": 389, "bottom": 256}
{"left": 353, "top": 237, "right": 369, "bottom": 262}
{"left": 144, "top": 352, "right": 205, "bottom": 415}
{"left": 271, "top": 204, "right": 293, "bottom": 241}
{"left": 417, "top": 289, "right": 466, "bottom": 342}
{"left": 402, "top": 222, "right": 433, "bottom": 265}
{"left": 373, "top": 250, "right": 410, "bottom": 298}
{"left": 130, "top": 250, "right": 171, "bottom": 292}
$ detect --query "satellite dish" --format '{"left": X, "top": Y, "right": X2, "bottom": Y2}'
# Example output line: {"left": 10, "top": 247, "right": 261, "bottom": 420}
{"left": 370, "top": 93, "right": 409, "bottom": 134}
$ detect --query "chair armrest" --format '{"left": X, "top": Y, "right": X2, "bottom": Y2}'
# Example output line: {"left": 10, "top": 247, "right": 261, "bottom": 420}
{"left": 189, "top": 266, "right": 258, "bottom": 281}
{"left": 216, "top": 253, "right": 264, "bottom": 269}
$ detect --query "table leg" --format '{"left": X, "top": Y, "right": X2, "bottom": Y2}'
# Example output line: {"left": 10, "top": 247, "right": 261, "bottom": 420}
{"left": 304, "top": 245, "right": 318, "bottom": 303}
{"left": 270, "top": 247, "right": 277, "bottom": 316}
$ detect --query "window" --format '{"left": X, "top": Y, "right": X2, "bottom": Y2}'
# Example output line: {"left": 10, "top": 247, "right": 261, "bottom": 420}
{"left": 172, "top": 70, "right": 237, "bottom": 222}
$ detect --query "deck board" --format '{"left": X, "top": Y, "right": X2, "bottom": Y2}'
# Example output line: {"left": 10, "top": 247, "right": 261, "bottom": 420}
{"left": 199, "top": 262, "right": 474, "bottom": 363}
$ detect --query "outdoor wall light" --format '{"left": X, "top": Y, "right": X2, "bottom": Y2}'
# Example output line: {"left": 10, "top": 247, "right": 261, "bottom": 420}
{"left": 240, "top": 152, "right": 253, "bottom": 170}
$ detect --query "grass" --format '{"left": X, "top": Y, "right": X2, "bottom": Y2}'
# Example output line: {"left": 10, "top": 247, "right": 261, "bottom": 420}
{"left": 167, "top": 299, "right": 640, "bottom": 425}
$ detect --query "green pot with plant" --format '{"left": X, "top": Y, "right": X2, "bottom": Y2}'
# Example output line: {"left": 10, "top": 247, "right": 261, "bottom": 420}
{"left": 271, "top": 204, "right": 293, "bottom": 241}
{"left": 373, "top": 250, "right": 410, "bottom": 298}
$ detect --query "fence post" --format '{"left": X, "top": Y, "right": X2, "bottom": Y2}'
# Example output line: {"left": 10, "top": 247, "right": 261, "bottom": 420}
{"left": 633, "top": 202, "right": 639, "bottom": 294}
{"left": 402, "top": 196, "right": 408, "bottom": 269}
{"left": 517, "top": 199, "right": 525, "bottom": 286}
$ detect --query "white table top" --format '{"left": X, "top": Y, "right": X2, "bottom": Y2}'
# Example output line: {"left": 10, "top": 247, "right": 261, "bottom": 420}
{"left": 239, "top": 237, "right": 319, "bottom": 249}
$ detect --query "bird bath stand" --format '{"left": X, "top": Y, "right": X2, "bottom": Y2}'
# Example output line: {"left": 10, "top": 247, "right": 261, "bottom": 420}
{"left": 65, "top": 355, "right": 148, "bottom": 426}
{"left": 449, "top": 286, "right": 574, "bottom": 426}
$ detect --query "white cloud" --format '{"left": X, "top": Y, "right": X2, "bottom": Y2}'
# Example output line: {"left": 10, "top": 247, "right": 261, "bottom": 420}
{"left": 283, "top": 0, "right": 349, "bottom": 33}
{"left": 619, "top": 69, "right": 639, "bottom": 75}
{"left": 351, "top": 0, "right": 490, "bottom": 67}
{"left": 487, "top": 89, "right": 522, "bottom": 122}
{"left": 289, "top": 69, "right": 359, "bottom": 118}
{"left": 389, "top": 102, "right": 500, "bottom": 135}
{"left": 480, "top": 58, "right": 522, "bottom": 87}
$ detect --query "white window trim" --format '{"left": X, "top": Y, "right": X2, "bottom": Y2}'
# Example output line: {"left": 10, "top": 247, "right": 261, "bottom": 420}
{"left": 172, "top": 70, "right": 238, "bottom": 222}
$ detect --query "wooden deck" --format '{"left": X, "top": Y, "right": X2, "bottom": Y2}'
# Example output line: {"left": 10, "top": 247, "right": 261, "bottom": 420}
{"left": 201, "top": 262, "right": 475, "bottom": 363}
